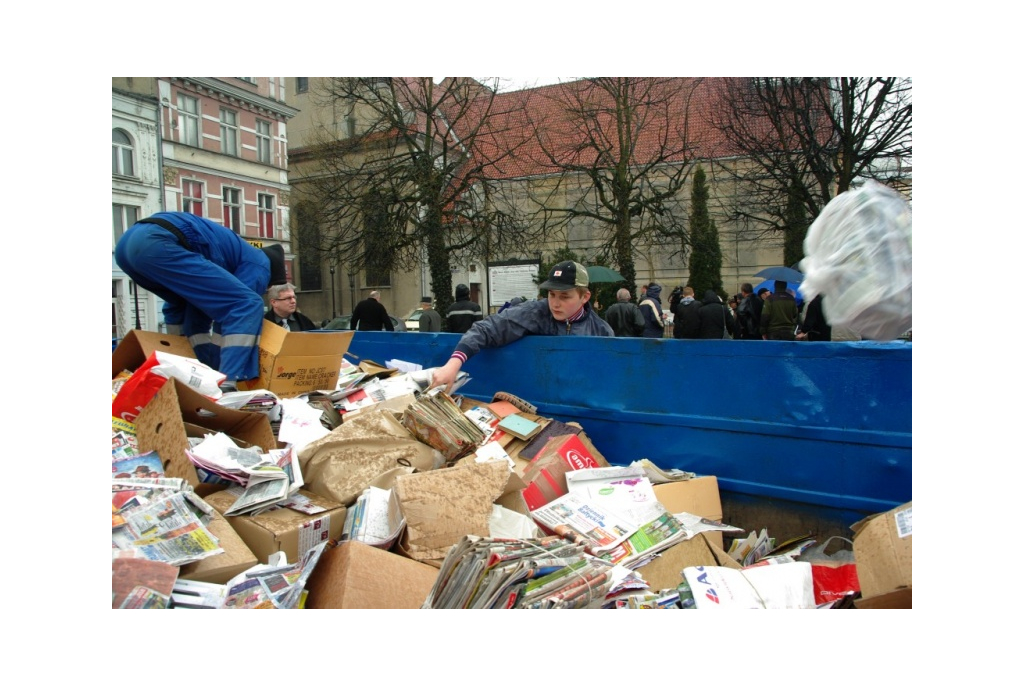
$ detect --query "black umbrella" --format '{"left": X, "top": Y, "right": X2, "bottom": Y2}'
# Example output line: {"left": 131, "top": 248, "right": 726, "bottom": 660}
{"left": 753, "top": 266, "right": 804, "bottom": 284}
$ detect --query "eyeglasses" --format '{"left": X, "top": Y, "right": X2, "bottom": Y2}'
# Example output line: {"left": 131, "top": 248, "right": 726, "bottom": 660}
{"left": 273, "top": 296, "right": 296, "bottom": 302}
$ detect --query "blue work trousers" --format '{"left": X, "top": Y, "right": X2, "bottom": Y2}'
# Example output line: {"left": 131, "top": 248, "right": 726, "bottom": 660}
{"left": 115, "top": 224, "right": 267, "bottom": 381}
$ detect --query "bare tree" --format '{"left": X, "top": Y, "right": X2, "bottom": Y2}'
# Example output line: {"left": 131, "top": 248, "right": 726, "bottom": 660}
{"left": 708, "top": 77, "right": 912, "bottom": 262}
{"left": 291, "top": 77, "right": 538, "bottom": 320}
{"left": 524, "top": 77, "right": 706, "bottom": 295}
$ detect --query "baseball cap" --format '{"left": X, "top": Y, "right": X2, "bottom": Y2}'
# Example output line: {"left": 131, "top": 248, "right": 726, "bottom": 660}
{"left": 539, "top": 260, "right": 589, "bottom": 291}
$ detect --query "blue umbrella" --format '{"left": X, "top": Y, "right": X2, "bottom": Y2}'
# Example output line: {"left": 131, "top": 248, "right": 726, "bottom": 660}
{"left": 753, "top": 266, "right": 804, "bottom": 283}
{"left": 752, "top": 280, "right": 804, "bottom": 306}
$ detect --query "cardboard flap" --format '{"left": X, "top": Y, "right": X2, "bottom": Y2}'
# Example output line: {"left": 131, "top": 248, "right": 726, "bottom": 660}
{"left": 179, "top": 510, "right": 258, "bottom": 585}
{"left": 851, "top": 501, "right": 912, "bottom": 600}
{"left": 637, "top": 534, "right": 742, "bottom": 592}
{"left": 279, "top": 328, "right": 354, "bottom": 355}
{"left": 135, "top": 379, "right": 276, "bottom": 485}
{"left": 112, "top": 329, "right": 194, "bottom": 378}
{"left": 240, "top": 322, "right": 354, "bottom": 397}
{"left": 305, "top": 541, "right": 439, "bottom": 609}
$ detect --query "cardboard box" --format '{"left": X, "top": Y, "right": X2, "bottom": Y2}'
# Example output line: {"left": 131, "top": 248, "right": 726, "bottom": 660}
{"left": 393, "top": 460, "right": 529, "bottom": 567}
{"left": 112, "top": 329, "right": 195, "bottom": 379}
{"left": 204, "top": 488, "right": 346, "bottom": 565}
{"left": 637, "top": 534, "right": 742, "bottom": 592}
{"left": 851, "top": 501, "right": 912, "bottom": 608}
{"left": 520, "top": 434, "right": 609, "bottom": 511}
{"left": 134, "top": 378, "right": 278, "bottom": 485}
{"left": 238, "top": 321, "right": 353, "bottom": 398}
{"left": 304, "top": 541, "right": 439, "bottom": 609}
{"left": 178, "top": 509, "right": 259, "bottom": 585}
{"left": 652, "top": 477, "right": 725, "bottom": 549}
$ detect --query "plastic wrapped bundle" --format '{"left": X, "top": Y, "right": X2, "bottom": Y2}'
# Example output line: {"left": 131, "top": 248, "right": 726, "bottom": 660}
{"left": 799, "top": 181, "right": 912, "bottom": 341}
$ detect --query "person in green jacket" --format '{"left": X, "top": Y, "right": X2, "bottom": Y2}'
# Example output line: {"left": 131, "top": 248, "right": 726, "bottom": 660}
{"left": 760, "top": 281, "right": 799, "bottom": 340}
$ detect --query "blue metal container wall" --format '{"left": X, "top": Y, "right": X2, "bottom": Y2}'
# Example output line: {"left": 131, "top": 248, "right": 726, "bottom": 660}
{"left": 343, "top": 332, "right": 911, "bottom": 525}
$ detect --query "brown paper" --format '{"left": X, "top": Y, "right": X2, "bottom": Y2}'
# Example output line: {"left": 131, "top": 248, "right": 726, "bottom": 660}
{"left": 297, "top": 410, "right": 443, "bottom": 506}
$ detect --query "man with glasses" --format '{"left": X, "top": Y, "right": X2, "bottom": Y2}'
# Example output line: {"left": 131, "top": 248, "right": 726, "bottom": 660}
{"left": 265, "top": 283, "right": 317, "bottom": 332}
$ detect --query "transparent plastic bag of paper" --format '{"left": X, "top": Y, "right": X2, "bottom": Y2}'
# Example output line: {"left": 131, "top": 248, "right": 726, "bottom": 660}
{"left": 799, "top": 181, "right": 912, "bottom": 341}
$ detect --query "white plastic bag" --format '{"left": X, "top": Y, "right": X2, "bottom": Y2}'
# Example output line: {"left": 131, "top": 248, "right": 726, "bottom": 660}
{"left": 799, "top": 181, "right": 912, "bottom": 341}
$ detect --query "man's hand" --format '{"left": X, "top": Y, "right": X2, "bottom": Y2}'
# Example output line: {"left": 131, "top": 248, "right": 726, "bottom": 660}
{"left": 429, "top": 358, "right": 464, "bottom": 394}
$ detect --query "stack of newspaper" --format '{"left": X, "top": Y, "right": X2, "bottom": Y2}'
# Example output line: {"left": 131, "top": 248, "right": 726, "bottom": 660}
{"left": 423, "top": 535, "right": 617, "bottom": 609}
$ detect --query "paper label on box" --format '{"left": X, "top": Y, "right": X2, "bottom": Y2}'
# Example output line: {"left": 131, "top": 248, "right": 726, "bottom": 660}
{"left": 299, "top": 514, "right": 332, "bottom": 556}
{"left": 894, "top": 506, "right": 912, "bottom": 538}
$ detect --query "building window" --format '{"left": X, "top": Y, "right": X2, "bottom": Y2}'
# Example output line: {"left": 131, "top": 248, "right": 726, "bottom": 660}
{"left": 220, "top": 108, "right": 239, "bottom": 156}
{"left": 113, "top": 204, "right": 140, "bottom": 249}
{"left": 296, "top": 78, "right": 308, "bottom": 94}
{"left": 223, "top": 187, "right": 242, "bottom": 233}
{"left": 176, "top": 93, "right": 200, "bottom": 147}
{"left": 183, "top": 180, "right": 204, "bottom": 216}
{"left": 258, "top": 194, "right": 275, "bottom": 238}
{"left": 238, "top": 77, "right": 257, "bottom": 85}
{"left": 256, "top": 120, "right": 272, "bottom": 164}
{"left": 345, "top": 114, "right": 357, "bottom": 138}
{"left": 112, "top": 129, "right": 135, "bottom": 177}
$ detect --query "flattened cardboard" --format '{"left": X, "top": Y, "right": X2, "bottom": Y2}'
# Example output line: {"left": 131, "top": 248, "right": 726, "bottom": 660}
{"left": 135, "top": 378, "right": 278, "bottom": 485}
{"left": 305, "top": 541, "right": 439, "bottom": 609}
{"left": 851, "top": 500, "right": 912, "bottom": 608}
{"left": 178, "top": 509, "right": 258, "bottom": 585}
{"left": 652, "top": 477, "right": 725, "bottom": 549}
{"left": 204, "top": 488, "right": 346, "bottom": 565}
{"left": 637, "top": 534, "right": 741, "bottom": 592}
{"left": 393, "top": 460, "right": 528, "bottom": 566}
{"left": 238, "top": 321, "right": 353, "bottom": 398}
{"left": 112, "top": 329, "right": 195, "bottom": 378}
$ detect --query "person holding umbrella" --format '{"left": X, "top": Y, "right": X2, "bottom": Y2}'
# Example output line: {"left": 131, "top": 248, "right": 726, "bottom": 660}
{"left": 760, "top": 280, "right": 800, "bottom": 340}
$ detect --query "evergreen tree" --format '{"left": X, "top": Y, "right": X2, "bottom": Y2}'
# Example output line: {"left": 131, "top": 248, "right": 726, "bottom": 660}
{"left": 687, "top": 166, "right": 723, "bottom": 298}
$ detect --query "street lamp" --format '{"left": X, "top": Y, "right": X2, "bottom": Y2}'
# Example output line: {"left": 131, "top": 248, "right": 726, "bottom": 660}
{"left": 329, "top": 264, "right": 337, "bottom": 319}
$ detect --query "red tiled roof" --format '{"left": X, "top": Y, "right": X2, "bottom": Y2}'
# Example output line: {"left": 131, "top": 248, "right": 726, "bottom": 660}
{"left": 446, "top": 77, "right": 748, "bottom": 181}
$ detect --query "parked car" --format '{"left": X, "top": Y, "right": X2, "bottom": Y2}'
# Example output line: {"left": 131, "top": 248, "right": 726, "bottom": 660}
{"left": 403, "top": 308, "right": 424, "bottom": 332}
{"left": 321, "top": 314, "right": 406, "bottom": 332}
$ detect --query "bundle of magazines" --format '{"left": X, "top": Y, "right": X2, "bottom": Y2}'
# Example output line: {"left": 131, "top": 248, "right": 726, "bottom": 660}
{"left": 402, "top": 388, "right": 487, "bottom": 463}
{"left": 422, "top": 535, "right": 616, "bottom": 609}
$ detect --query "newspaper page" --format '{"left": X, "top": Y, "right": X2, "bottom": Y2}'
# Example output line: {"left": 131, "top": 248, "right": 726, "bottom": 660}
{"left": 117, "top": 491, "right": 223, "bottom": 566}
{"left": 564, "top": 466, "right": 665, "bottom": 527}
{"left": 531, "top": 492, "right": 638, "bottom": 554}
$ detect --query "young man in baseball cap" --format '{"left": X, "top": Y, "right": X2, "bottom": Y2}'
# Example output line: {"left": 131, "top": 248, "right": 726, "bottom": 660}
{"left": 429, "top": 260, "right": 613, "bottom": 393}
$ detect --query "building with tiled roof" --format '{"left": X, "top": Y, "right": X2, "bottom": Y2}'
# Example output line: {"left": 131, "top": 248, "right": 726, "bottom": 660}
{"left": 284, "top": 77, "right": 907, "bottom": 325}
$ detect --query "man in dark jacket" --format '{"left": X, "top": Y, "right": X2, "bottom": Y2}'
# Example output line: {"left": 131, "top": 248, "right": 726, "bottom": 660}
{"left": 760, "top": 281, "right": 799, "bottom": 340}
{"left": 735, "top": 283, "right": 760, "bottom": 340}
{"left": 446, "top": 283, "right": 483, "bottom": 333}
{"left": 604, "top": 288, "right": 645, "bottom": 337}
{"left": 672, "top": 287, "right": 702, "bottom": 339}
{"left": 698, "top": 290, "right": 735, "bottom": 339}
{"left": 796, "top": 295, "right": 832, "bottom": 341}
{"left": 265, "top": 283, "right": 318, "bottom": 331}
{"left": 350, "top": 291, "right": 395, "bottom": 331}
